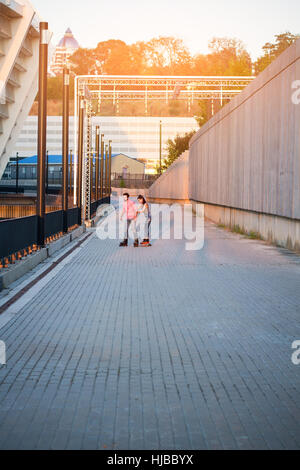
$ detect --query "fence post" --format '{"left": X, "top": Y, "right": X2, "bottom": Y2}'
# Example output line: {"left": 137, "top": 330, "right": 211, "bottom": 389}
{"left": 37, "top": 22, "right": 48, "bottom": 246}
{"left": 62, "top": 67, "right": 69, "bottom": 233}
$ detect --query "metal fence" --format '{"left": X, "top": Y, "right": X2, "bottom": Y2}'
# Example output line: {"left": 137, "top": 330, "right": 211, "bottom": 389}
{"left": 0, "top": 196, "right": 109, "bottom": 261}
{"left": 0, "top": 215, "right": 38, "bottom": 260}
{"left": 111, "top": 173, "right": 158, "bottom": 189}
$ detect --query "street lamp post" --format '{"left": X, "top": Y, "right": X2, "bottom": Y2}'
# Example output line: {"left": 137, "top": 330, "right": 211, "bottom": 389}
{"left": 95, "top": 126, "right": 100, "bottom": 201}
{"left": 159, "top": 120, "right": 162, "bottom": 175}
{"left": 90, "top": 150, "right": 94, "bottom": 202}
{"left": 16, "top": 152, "right": 19, "bottom": 194}
{"left": 69, "top": 150, "right": 73, "bottom": 197}
{"left": 105, "top": 143, "right": 109, "bottom": 197}
{"left": 108, "top": 140, "right": 112, "bottom": 198}
{"left": 77, "top": 97, "right": 84, "bottom": 224}
{"left": 100, "top": 134, "right": 104, "bottom": 199}
{"left": 46, "top": 150, "right": 49, "bottom": 194}
{"left": 37, "top": 22, "right": 48, "bottom": 246}
{"left": 62, "top": 67, "right": 69, "bottom": 233}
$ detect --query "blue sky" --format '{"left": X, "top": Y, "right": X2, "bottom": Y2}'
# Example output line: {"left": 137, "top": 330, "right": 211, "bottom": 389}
{"left": 33, "top": 0, "right": 300, "bottom": 59}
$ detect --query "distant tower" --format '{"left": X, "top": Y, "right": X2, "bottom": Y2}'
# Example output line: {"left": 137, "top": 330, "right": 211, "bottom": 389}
{"left": 50, "top": 28, "right": 79, "bottom": 75}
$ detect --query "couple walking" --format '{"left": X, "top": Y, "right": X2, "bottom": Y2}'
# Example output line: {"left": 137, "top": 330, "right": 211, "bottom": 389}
{"left": 119, "top": 193, "right": 151, "bottom": 247}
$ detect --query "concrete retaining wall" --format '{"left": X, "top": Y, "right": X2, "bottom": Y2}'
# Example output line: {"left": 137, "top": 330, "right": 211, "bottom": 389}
{"left": 187, "top": 39, "right": 300, "bottom": 250}
{"left": 148, "top": 151, "right": 189, "bottom": 203}
{"left": 191, "top": 202, "right": 300, "bottom": 251}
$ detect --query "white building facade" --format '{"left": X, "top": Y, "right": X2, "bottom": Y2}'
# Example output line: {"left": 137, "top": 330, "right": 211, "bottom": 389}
{"left": 0, "top": 0, "right": 42, "bottom": 178}
{"left": 14, "top": 116, "right": 198, "bottom": 173}
{"left": 50, "top": 28, "right": 79, "bottom": 76}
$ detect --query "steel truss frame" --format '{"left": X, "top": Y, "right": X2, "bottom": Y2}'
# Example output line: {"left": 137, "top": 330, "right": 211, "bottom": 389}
{"left": 82, "top": 100, "right": 92, "bottom": 221}
{"left": 73, "top": 74, "right": 255, "bottom": 205}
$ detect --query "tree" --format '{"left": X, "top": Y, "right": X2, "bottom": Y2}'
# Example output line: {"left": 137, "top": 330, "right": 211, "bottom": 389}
{"left": 204, "top": 37, "right": 252, "bottom": 76}
{"left": 69, "top": 35, "right": 252, "bottom": 78}
{"left": 69, "top": 47, "right": 98, "bottom": 75}
{"left": 194, "top": 101, "right": 209, "bottom": 127}
{"left": 254, "top": 32, "right": 300, "bottom": 74}
{"left": 161, "top": 130, "right": 196, "bottom": 171}
{"left": 141, "top": 36, "right": 192, "bottom": 75}
{"left": 95, "top": 39, "right": 144, "bottom": 75}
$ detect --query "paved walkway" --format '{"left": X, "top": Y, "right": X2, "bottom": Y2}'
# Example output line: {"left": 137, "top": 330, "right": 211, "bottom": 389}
{"left": 0, "top": 213, "right": 300, "bottom": 450}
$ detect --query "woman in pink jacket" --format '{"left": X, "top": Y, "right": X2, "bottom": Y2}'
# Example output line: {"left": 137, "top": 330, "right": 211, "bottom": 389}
{"left": 119, "top": 193, "right": 139, "bottom": 247}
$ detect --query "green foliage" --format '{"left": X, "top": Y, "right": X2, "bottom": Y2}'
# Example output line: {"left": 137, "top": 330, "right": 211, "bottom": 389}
{"left": 202, "top": 37, "right": 252, "bottom": 76}
{"left": 162, "top": 130, "right": 196, "bottom": 171}
{"left": 68, "top": 35, "right": 252, "bottom": 77}
{"left": 247, "top": 231, "right": 263, "bottom": 240}
{"left": 232, "top": 224, "right": 245, "bottom": 234}
{"left": 120, "top": 179, "right": 126, "bottom": 188}
{"left": 254, "top": 32, "right": 300, "bottom": 74}
{"left": 45, "top": 32, "right": 299, "bottom": 120}
{"left": 37, "top": 75, "right": 74, "bottom": 101}
{"left": 217, "top": 223, "right": 263, "bottom": 240}
{"left": 194, "top": 101, "right": 210, "bottom": 127}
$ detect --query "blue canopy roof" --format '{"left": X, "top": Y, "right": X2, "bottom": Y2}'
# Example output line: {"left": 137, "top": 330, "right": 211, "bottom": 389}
{"left": 12, "top": 154, "right": 131, "bottom": 165}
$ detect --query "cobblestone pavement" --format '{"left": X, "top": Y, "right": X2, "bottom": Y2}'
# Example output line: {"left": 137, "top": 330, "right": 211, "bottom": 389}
{"left": 0, "top": 213, "right": 300, "bottom": 450}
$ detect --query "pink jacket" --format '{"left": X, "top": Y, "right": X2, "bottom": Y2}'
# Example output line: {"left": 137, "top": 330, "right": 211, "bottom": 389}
{"left": 122, "top": 199, "right": 136, "bottom": 220}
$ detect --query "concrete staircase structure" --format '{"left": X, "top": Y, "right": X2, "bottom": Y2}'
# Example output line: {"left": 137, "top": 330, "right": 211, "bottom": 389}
{"left": 0, "top": 0, "right": 42, "bottom": 178}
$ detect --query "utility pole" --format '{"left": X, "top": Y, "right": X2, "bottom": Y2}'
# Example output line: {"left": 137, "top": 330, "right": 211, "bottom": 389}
{"left": 37, "top": 22, "right": 48, "bottom": 246}
{"left": 62, "top": 67, "right": 69, "bottom": 233}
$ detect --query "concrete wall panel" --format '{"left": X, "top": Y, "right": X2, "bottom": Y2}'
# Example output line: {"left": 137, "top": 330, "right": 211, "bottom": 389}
{"left": 189, "top": 39, "right": 300, "bottom": 221}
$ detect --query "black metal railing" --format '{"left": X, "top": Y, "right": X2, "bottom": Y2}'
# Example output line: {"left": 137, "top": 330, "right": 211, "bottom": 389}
{"left": 0, "top": 197, "right": 109, "bottom": 261}
{"left": 90, "top": 196, "right": 110, "bottom": 218}
{"left": 44, "top": 210, "right": 64, "bottom": 239}
{"left": 67, "top": 207, "right": 80, "bottom": 228}
{"left": 0, "top": 215, "right": 38, "bottom": 259}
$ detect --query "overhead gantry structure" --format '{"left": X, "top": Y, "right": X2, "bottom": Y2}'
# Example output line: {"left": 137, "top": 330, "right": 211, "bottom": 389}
{"left": 75, "top": 74, "right": 255, "bottom": 114}
{"left": 73, "top": 74, "right": 255, "bottom": 208}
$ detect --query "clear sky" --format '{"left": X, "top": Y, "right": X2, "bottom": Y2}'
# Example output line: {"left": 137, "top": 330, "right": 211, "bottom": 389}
{"left": 33, "top": 0, "right": 300, "bottom": 60}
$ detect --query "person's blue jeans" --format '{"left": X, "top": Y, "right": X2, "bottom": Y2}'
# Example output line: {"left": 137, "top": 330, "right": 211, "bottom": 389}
{"left": 123, "top": 219, "right": 137, "bottom": 239}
